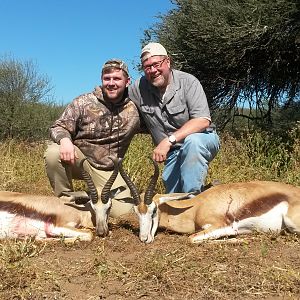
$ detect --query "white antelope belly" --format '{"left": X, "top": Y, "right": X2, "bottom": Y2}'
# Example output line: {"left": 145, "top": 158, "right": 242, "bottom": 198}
{"left": 0, "top": 211, "right": 49, "bottom": 239}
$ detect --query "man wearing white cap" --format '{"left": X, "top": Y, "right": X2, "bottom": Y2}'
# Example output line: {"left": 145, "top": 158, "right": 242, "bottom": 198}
{"left": 129, "top": 43, "right": 220, "bottom": 193}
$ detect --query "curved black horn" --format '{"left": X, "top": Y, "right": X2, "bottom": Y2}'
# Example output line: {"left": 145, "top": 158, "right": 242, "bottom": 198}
{"left": 100, "top": 156, "right": 119, "bottom": 204}
{"left": 80, "top": 158, "right": 98, "bottom": 204}
{"left": 118, "top": 158, "right": 141, "bottom": 205}
{"left": 144, "top": 157, "right": 159, "bottom": 205}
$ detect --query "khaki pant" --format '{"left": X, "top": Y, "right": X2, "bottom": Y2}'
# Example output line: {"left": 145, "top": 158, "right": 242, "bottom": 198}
{"left": 44, "top": 142, "right": 134, "bottom": 218}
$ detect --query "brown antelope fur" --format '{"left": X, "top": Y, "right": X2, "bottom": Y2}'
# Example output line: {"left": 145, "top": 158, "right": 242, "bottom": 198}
{"left": 153, "top": 181, "right": 300, "bottom": 242}
{"left": 0, "top": 191, "right": 95, "bottom": 228}
{"left": 0, "top": 191, "right": 95, "bottom": 241}
{"left": 0, "top": 157, "right": 121, "bottom": 241}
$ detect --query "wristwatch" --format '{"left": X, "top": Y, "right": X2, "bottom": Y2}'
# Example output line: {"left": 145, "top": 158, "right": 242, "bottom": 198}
{"left": 168, "top": 134, "right": 177, "bottom": 145}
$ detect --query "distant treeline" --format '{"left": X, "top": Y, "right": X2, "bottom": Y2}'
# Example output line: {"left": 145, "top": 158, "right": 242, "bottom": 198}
{"left": 0, "top": 56, "right": 65, "bottom": 140}
{"left": 1, "top": 27, "right": 300, "bottom": 142}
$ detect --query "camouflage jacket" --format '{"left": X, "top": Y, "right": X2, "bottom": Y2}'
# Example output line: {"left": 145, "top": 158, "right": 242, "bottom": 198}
{"left": 50, "top": 86, "right": 140, "bottom": 170}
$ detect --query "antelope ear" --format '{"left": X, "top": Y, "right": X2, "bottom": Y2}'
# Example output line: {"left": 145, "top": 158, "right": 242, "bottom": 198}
{"left": 155, "top": 192, "right": 198, "bottom": 205}
{"left": 61, "top": 191, "right": 90, "bottom": 204}
{"left": 109, "top": 186, "right": 127, "bottom": 199}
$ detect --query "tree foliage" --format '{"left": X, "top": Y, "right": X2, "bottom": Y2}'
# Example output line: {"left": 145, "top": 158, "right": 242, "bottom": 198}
{"left": 0, "top": 56, "right": 64, "bottom": 140}
{"left": 143, "top": 0, "right": 300, "bottom": 130}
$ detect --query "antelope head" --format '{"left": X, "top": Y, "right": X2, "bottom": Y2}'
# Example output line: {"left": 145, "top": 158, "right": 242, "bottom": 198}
{"left": 119, "top": 157, "right": 160, "bottom": 243}
{"left": 80, "top": 156, "right": 120, "bottom": 237}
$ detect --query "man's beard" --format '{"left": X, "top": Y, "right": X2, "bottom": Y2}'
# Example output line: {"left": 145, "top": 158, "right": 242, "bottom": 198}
{"left": 103, "top": 88, "right": 124, "bottom": 102}
{"left": 150, "top": 75, "right": 165, "bottom": 88}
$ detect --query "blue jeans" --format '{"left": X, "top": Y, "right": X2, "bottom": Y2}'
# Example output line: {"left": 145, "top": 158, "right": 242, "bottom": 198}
{"left": 162, "top": 131, "right": 220, "bottom": 193}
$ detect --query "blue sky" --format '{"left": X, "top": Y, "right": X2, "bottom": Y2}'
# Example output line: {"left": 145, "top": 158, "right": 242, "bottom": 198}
{"left": 0, "top": 0, "right": 174, "bottom": 104}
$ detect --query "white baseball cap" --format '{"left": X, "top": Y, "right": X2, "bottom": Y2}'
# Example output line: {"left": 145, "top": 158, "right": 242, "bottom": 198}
{"left": 140, "top": 42, "right": 168, "bottom": 62}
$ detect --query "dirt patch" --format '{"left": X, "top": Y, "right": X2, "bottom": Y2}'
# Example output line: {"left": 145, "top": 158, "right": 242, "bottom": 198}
{"left": 1, "top": 214, "right": 300, "bottom": 300}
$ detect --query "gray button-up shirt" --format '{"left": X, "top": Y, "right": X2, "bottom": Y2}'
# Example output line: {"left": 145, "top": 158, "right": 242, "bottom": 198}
{"left": 128, "top": 69, "right": 211, "bottom": 145}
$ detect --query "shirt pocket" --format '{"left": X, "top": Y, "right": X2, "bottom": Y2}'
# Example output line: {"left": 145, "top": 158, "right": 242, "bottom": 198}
{"left": 166, "top": 103, "right": 186, "bottom": 115}
{"left": 165, "top": 102, "right": 188, "bottom": 128}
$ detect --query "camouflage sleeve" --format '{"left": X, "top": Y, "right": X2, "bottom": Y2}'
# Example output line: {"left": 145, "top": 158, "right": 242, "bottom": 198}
{"left": 49, "top": 98, "right": 81, "bottom": 143}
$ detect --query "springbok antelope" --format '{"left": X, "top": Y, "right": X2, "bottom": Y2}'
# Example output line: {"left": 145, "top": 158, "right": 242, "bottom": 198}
{"left": 0, "top": 157, "right": 120, "bottom": 242}
{"left": 119, "top": 158, "right": 300, "bottom": 244}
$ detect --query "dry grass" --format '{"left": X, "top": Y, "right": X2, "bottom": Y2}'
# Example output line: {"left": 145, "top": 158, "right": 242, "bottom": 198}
{"left": 0, "top": 140, "right": 50, "bottom": 193}
{"left": 0, "top": 130, "right": 299, "bottom": 299}
{"left": 0, "top": 129, "right": 299, "bottom": 193}
{"left": 0, "top": 224, "right": 299, "bottom": 299}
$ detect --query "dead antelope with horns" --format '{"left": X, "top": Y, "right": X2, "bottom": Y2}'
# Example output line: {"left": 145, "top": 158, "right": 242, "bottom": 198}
{"left": 0, "top": 157, "right": 120, "bottom": 242}
{"left": 119, "top": 158, "right": 300, "bottom": 243}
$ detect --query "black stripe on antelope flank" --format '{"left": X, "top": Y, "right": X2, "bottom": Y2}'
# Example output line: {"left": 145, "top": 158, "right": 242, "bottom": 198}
{"left": 0, "top": 201, "right": 57, "bottom": 223}
{"left": 226, "top": 193, "right": 289, "bottom": 222}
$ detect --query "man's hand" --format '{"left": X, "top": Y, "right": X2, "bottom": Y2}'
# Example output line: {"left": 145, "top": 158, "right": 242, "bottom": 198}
{"left": 153, "top": 138, "right": 171, "bottom": 162}
{"left": 59, "top": 138, "right": 78, "bottom": 164}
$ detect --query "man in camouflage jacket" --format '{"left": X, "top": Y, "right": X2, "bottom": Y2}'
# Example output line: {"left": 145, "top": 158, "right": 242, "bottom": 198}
{"left": 44, "top": 59, "right": 140, "bottom": 217}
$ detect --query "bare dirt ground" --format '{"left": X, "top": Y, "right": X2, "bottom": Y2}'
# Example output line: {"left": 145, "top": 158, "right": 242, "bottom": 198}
{"left": 1, "top": 213, "right": 300, "bottom": 300}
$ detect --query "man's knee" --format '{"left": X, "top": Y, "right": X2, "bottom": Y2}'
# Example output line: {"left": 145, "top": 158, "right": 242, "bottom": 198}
{"left": 184, "top": 132, "right": 210, "bottom": 144}
{"left": 184, "top": 132, "right": 220, "bottom": 154}
{"left": 44, "top": 142, "right": 61, "bottom": 168}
